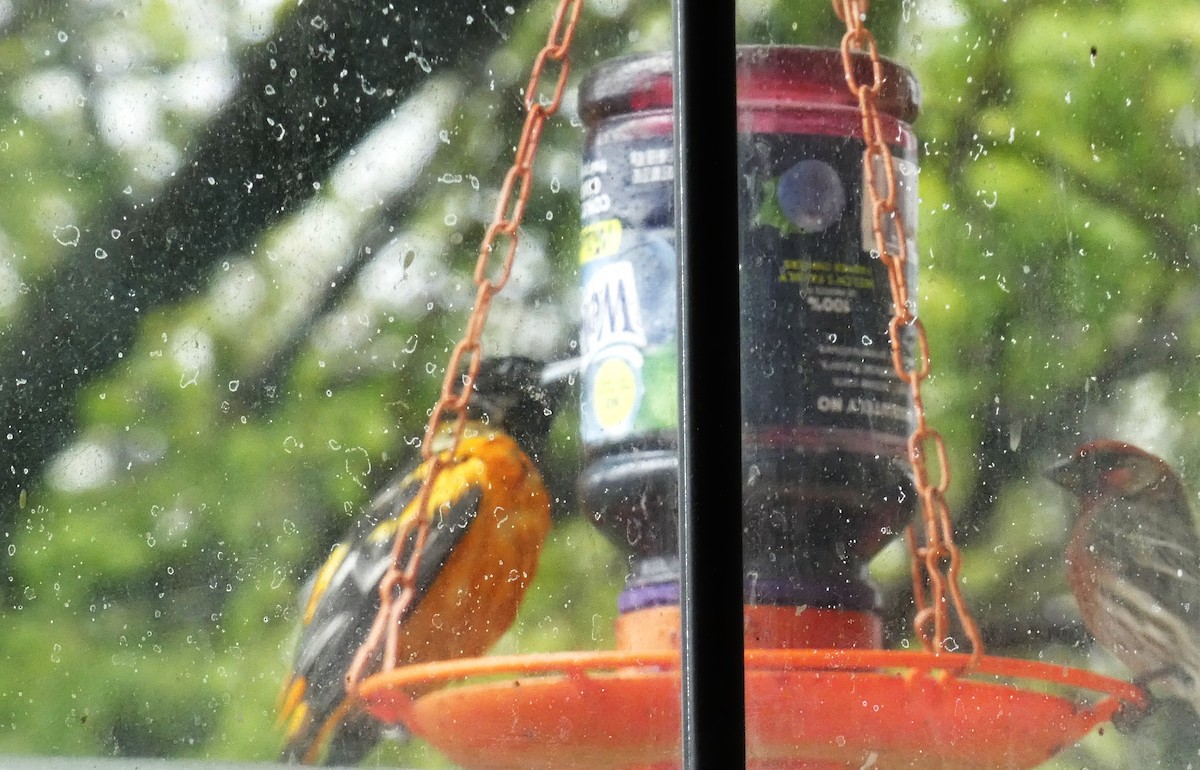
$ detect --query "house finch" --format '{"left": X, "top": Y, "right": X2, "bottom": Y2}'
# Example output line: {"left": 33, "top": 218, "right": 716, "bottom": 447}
{"left": 1048, "top": 440, "right": 1200, "bottom": 720}
{"left": 278, "top": 357, "right": 570, "bottom": 764}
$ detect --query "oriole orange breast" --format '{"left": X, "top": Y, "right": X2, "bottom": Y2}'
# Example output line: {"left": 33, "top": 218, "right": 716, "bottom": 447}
{"left": 278, "top": 357, "right": 568, "bottom": 765}
{"left": 383, "top": 429, "right": 550, "bottom": 664}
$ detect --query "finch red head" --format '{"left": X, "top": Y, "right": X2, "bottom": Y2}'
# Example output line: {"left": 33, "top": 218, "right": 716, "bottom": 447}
{"left": 1048, "top": 440, "right": 1200, "bottom": 719}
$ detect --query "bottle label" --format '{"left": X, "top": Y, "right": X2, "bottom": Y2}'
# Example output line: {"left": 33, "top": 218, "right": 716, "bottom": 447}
{"left": 739, "top": 132, "right": 918, "bottom": 441}
{"left": 577, "top": 128, "right": 916, "bottom": 447}
{"left": 579, "top": 135, "right": 677, "bottom": 446}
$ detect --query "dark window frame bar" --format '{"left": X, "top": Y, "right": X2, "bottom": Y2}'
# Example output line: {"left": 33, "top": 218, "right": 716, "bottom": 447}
{"left": 672, "top": 1, "right": 748, "bottom": 767}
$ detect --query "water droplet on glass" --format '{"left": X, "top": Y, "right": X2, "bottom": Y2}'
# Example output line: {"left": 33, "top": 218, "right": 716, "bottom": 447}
{"left": 53, "top": 225, "right": 80, "bottom": 247}
{"left": 625, "top": 518, "right": 643, "bottom": 546}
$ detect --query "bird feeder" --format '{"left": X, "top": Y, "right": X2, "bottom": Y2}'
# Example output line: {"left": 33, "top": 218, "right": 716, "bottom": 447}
{"left": 357, "top": 10, "right": 1147, "bottom": 770}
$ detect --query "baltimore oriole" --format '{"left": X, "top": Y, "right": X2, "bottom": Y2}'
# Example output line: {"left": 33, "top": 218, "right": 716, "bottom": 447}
{"left": 278, "top": 356, "right": 570, "bottom": 764}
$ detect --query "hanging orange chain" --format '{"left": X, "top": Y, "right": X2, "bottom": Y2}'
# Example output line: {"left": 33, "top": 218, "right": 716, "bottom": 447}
{"left": 833, "top": 0, "right": 984, "bottom": 660}
{"left": 345, "top": 0, "right": 584, "bottom": 692}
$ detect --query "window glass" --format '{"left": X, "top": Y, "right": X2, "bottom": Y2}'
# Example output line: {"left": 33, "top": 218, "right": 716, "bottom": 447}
{"left": 0, "top": 1, "right": 1196, "bottom": 768}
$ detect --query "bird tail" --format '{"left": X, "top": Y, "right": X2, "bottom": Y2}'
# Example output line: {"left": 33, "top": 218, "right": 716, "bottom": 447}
{"left": 1176, "top": 633, "right": 1200, "bottom": 721}
{"left": 1161, "top": 646, "right": 1200, "bottom": 724}
{"left": 1183, "top": 670, "right": 1200, "bottom": 723}
{"left": 279, "top": 720, "right": 382, "bottom": 767}
{"left": 279, "top": 696, "right": 382, "bottom": 766}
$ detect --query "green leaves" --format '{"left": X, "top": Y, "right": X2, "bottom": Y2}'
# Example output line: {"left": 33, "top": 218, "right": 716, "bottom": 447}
{"left": 1, "top": 0, "right": 1198, "bottom": 765}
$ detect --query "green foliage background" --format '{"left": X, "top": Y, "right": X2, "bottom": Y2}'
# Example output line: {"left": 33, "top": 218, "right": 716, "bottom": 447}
{"left": 0, "top": 0, "right": 1197, "bottom": 767}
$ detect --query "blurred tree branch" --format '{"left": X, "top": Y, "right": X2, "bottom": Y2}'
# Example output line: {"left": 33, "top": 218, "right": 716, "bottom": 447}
{"left": 0, "top": 0, "right": 531, "bottom": 525}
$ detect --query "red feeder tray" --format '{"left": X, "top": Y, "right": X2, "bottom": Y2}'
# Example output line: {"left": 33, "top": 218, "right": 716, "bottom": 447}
{"left": 358, "top": 646, "right": 1146, "bottom": 770}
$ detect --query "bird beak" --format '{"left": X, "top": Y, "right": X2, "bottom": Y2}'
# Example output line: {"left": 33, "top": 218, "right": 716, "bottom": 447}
{"left": 1045, "top": 454, "right": 1083, "bottom": 494}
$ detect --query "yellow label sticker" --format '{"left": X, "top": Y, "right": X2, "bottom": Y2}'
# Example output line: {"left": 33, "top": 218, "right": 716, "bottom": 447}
{"left": 579, "top": 219, "right": 623, "bottom": 264}
{"left": 591, "top": 356, "right": 638, "bottom": 431}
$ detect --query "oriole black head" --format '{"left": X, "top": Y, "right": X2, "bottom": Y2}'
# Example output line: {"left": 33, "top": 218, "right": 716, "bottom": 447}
{"left": 464, "top": 356, "right": 571, "bottom": 459}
